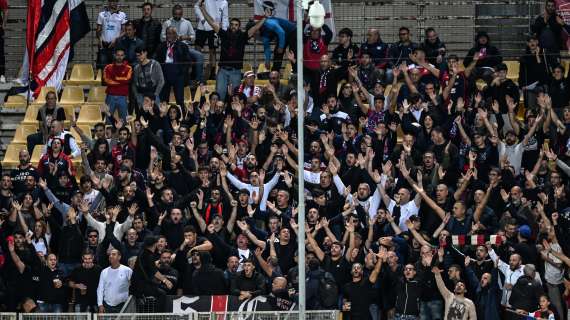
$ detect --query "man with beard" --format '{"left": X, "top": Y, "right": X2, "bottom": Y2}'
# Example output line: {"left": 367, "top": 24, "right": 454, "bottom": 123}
{"left": 5, "top": 231, "right": 42, "bottom": 311}
{"left": 191, "top": 251, "right": 228, "bottom": 295}
{"left": 222, "top": 164, "right": 280, "bottom": 211}
{"left": 10, "top": 150, "right": 38, "bottom": 195}
{"left": 199, "top": 0, "right": 265, "bottom": 100}
{"left": 307, "top": 229, "right": 351, "bottom": 291}
{"left": 499, "top": 119, "right": 541, "bottom": 178}
{"left": 319, "top": 95, "right": 351, "bottom": 135}
{"left": 487, "top": 243, "right": 528, "bottom": 308}
{"left": 157, "top": 250, "right": 178, "bottom": 295}
{"left": 343, "top": 250, "right": 384, "bottom": 320}
{"left": 69, "top": 251, "right": 102, "bottom": 312}
{"left": 111, "top": 126, "right": 136, "bottom": 175}
{"left": 465, "top": 256, "right": 501, "bottom": 319}
{"left": 433, "top": 266, "right": 477, "bottom": 320}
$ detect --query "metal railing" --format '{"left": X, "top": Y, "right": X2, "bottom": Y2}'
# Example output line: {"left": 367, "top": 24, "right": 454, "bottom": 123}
{"left": 18, "top": 313, "right": 92, "bottom": 320}
{"left": 0, "top": 311, "right": 339, "bottom": 320}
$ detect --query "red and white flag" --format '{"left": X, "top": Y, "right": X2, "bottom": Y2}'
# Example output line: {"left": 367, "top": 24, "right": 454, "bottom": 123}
{"left": 26, "top": 0, "right": 71, "bottom": 98}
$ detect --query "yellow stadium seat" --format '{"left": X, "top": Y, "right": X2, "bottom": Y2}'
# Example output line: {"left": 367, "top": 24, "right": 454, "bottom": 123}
{"left": 397, "top": 125, "right": 404, "bottom": 145}
{"left": 256, "top": 80, "right": 269, "bottom": 87}
{"left": 563, "top": 60, "right": 570, "bottom": 78}
{"left": 35, "top": 87, "right": 58, "bottom": 104}
{"left": 242, "top": 63, "right": 253, "bottom": 73}
{"left": 206, "top": 80, "right": 216, "bottom": 86}
{"left": 87, "top": 86, "right": 107, "bottom": 103}
{"left": 168, "top": 87, "right": 193, "bottom": 106}
{"left": 95, "top": 69, "right": 103, "bottom": 83}
{"left": 60, "top": 86, "right": 85, "bottom": 106}
{"left": 77, "top": 104, "right": 103, "bottom": 126}
{"left": 22, "top": 104, "right": 41, "bottom": 125}
{"left": 517, "top": 101, "right": 526, "bottom": 122}
{"left": 62, "top": 105, "right": 76, "bottom": 125}
{"left": 282, "top": 63, "right": 292, "bottom": 80}
{"left": 257, "top": 64, "right": 270, "bottom": 74}
{"left": 185, "top": 86, "right": 192, "bottom": 105}
{"left": 4, "top": 94, "right": 27, "bottom": 109}
{"left": 504, "top": 60, "right": 519, "bottom": 83}
{"left": 193, "top": 85, "right": 216, "bottom": 104}
{"left": 70, "top": 126, "right": 83, "bottom": 143}
{"left": 30, "top": 144, "right": 44, "bottom": 165}
{"left": 337, "top": 80, "right": 347, "bottom": 95}
{"left": 12, "top": 124, "right": 39, "bottom": 145}
{"left": 2, "top": 144, "right": 27, "bottom": 169}
{"left": 64, "top": 64, "right": 99, "bottom": 86}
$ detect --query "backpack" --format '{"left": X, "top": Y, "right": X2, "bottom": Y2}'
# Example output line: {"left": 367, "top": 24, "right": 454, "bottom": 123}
{"left": 318, "top": 271, "right": 338, "bottom": 308}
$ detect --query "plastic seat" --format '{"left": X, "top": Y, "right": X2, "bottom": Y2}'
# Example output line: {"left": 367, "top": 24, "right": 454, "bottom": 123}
{"left": 4, "top": 94, "right": 27, "bottom": 109}
{"left": 242, "top": 63, "right": 253, "bottom": 73}
{"left": 282, "top": 63, "right": 292, "bottom": 79}
{"left": 504, "top": 60, "right": 519, "bottom": 83}
{"left": 64, "top": 64, "right": 99, "bottom": 86}
{"left": 77, "top": 104, "right": 103, "bottom": 126}
{"left": 30, "top": 144, "right": 44, "bottom": 165}
{"left": 257, "top": 64, "right": 270, "bottom": 74}
{"left": 60, "top": 86, "right": 85, "bottom": 106}
{"left": 2, "top": 144, "right": 26, "bottom": 169}
{"left": 193, "top": 85, "right": 216, "bottom": 104}
{"left": 87, "top": 86, "right": 107, "bottom": 103}
{"left": 563, "top": 60, "right": 570, "bottom": 78}
{"left": 95, "top": 69, "right": 103, "bottom": 83}
{"left": 22, "top": 104, "right": 41, "bottom": 125}
{"left": 12, "top": 124, "right": 39, "bottom": 144}
{"left": 35, "top": 87, "right": 58, "bottom": 104}
{"left": 62, "top": 105, "right": 76, "bottom": 126}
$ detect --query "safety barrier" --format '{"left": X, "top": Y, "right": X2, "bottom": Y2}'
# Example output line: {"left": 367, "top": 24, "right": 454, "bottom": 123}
{"left": 0, "top": 311, "right": 339, "bottom": 320}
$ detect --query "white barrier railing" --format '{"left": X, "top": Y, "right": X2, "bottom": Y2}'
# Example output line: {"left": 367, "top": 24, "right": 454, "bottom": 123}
{"left": 0, "top": 310, "right": 339, "bottom": 320}
{"left": 18, "top": 313, "right": 92, "bottom": 320}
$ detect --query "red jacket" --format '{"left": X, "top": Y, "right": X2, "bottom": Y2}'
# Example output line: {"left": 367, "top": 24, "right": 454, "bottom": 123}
{"left": 37, "top": 152, "right": 75, "bottom": 178}
{"left": 104, "top": 62, "right": 132, "bottom": 96}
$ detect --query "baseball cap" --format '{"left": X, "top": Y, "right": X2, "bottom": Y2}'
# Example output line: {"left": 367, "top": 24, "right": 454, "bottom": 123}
{"left": 518, "top": 225, "right": 531, "bottom": 239}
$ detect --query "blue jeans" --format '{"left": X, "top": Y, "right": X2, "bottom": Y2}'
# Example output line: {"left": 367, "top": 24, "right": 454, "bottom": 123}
{"left": 188, "top": 48, "right": 205, "bottom": 84}
{"left": 420, "top": 300, "right": 443, "bottom": 320}
{"left": 105, "top": 95, "right": 128, "bottom": 123}
{"left": 38, "top": 302, "right": 64, "bottom": 313}
{"left": 369, "top": 304, "right": 380, "bottom": 320}
{"left": 216, "top": 67, "right": 242, "bottom": 101}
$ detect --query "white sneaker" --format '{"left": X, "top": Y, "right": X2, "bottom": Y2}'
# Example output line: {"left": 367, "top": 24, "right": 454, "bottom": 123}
{"left": 0, "top": 75, "right": 6, "bottom": 83}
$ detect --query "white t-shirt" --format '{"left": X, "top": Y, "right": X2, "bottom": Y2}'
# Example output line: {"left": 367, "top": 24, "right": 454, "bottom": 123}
{"left": 97, "top": 10, "right": 127, "bottom": 43}
{"left": 388, "top": 199, "right": 420, "bottom": 231}
{"left": 545, "top": 243, "right": 564, "bottom": 285}
{"left": 97, "top": 264, "right": 132, "bottom": 307}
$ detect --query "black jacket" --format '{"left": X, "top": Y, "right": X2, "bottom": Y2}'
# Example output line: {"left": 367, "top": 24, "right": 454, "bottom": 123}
{"left": 49, "top": 216, "right": 84, "bottom": 263}
{"left": 393, "top": 276, "right": 423, "bottom": 316}
{"left": 509, "top": 275, "right": 544, "bottom": 312}
{"left": 154, "top": 41, "right": 191, "bottom": 77}
{"left": 191, "top": 252, "right": 228, "bottom": 295}
{"left": 134, "top": 17, "right": 162, "bottom": 57}
{"left": 230, "top": 270, "right": 266, "bottom": 297}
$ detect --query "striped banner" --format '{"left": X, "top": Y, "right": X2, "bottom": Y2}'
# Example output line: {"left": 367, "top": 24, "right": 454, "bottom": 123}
{"left": 450, "top": 234, "right": 504, "bottom": 246}
{"left": 26, "top": 0, "right": 71, "bottom": 98}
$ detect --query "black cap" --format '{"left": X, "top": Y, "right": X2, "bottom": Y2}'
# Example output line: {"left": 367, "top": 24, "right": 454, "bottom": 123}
{"left": 120, "top": 164, "right": 131, "bottom": 172}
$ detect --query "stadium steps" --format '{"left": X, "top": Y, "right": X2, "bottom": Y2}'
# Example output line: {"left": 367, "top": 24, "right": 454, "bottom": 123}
{"left": 0, "top": 108, "right": 25, "bottom": 160}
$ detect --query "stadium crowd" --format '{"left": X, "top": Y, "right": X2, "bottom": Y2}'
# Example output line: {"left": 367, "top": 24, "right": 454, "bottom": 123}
{"left": 3, "top": 0, "right": 570, "bottom": 319}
